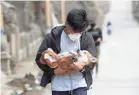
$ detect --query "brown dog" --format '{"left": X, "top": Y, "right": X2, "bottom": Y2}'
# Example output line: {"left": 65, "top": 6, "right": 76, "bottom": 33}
{"left": 40, "top": 48, "right": 97, "bottom": 70}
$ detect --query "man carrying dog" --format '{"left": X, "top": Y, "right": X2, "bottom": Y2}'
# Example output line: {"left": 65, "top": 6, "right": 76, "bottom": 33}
{"left": 35, "top": 9, "right": 97, "bottom": 95}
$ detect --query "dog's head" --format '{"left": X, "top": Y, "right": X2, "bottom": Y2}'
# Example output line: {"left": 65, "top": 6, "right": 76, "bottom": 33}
{"left": 77, "top": 50, "right": 97, "bottom": 63}
{"left": 40, "top": 48, "right": 58, "bottom": 68}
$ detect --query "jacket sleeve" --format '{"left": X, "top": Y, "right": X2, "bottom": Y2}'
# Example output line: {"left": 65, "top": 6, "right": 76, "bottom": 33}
{"left": 35, "top": 34, "right": 54, "bottom": 76}
{"left": 86, "top": 32, "right": 97, "bottom": 70}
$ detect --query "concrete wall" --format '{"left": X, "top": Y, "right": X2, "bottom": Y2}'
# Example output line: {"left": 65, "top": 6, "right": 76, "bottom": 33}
{"left": 1, "top": 1, "right": 43, "bottom": 74}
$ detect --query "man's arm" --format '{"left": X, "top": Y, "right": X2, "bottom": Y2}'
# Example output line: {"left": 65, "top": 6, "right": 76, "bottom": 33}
{"left": 68, "top": 32, "right": 97, "bottom": 72}
{"left": 86, "top": 32, "right": 97, "bottom": 70}
{"left": 35, "top": 34, "right": 55, "bottom": 76}
{"left": 35, "top": 34, "right": 69, "bottom": 75}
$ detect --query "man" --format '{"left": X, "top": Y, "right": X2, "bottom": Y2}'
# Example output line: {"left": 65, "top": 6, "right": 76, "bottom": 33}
{"left": 87, "top": 23, "right": 103, "bottom": 55}
{"left": 35, "top": 9, "right": 97, "bottom": 95}
{"left": 87, "top": 23, "right": 103, "bottom": 74}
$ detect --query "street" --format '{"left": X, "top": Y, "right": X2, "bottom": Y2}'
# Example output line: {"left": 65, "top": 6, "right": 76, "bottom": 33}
{"left": 1, "top": 1, "right": 139, "bottom": 95}
{"left": 88, "top": 1, "right": 139, "bottom": 95}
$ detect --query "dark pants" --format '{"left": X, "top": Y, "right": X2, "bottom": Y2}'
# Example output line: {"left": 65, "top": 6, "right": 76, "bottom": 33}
{"left": 52, "top": 87, "right": 87, "bottom": 95}
{"left": 96, "top": 46, "right": 100, "bottom": 74}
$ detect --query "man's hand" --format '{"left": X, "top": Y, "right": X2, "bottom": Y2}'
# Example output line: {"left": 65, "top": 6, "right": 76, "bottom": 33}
{"left": 68, "top": 62, "right": 88, "bottom": 71}
{"left": 96, "top": 38, "right": 102, "bottom": 42}
{"left": 54, "top": 66, "right": 72, "bottom": 75}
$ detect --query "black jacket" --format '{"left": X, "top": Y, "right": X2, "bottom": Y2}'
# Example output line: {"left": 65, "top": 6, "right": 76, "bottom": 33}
{"left": 35, "top": 25, "right": 97, "bottom": 88}
{"left": 88, "top": 29, "right": 102, "bottom": 46}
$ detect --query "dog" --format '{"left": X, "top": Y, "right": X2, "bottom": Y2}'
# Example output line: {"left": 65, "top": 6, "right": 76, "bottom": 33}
{"left": 40, "top": 48, "right": 97, "bottom": 70}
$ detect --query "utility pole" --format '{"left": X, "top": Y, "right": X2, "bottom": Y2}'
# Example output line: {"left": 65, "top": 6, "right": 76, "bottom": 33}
{"left": 61, "top": 0, "right": 65, "bottom": 24}
{"left": 45, "top": 0, "right": 51, "bottom": 27}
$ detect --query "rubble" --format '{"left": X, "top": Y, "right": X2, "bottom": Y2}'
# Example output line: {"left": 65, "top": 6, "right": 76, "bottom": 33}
{"left": 6, "top": 73, "right": 43, "bottom": 95}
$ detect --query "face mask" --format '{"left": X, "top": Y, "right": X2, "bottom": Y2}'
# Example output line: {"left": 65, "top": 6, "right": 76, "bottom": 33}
{"left": 68, "top": 33, "right": 81, "bottom": 41}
